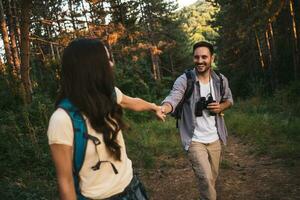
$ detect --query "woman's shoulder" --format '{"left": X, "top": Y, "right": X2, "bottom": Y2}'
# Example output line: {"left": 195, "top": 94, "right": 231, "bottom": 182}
{"left": 114, "top": 87, "right": 123, "bottom": 104}
{"left": 50, "top": 108, "right": 71, "bottom": 122}
{"left": 48, "top": 108, "right": 73, "bottom": 146}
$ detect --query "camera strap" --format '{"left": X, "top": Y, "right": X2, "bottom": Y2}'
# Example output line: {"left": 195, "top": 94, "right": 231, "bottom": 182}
{"left": 208, "top": 75, "right": 213, "bottom": 99}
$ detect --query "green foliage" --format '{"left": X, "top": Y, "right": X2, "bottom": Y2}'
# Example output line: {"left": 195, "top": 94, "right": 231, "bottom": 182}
{"left": 0, "top": 63, "right": 57, "bottom": 199}
{"left": 0, "top": 95, "right": 57, "bottom": 199}
{"left": 213, "top": 0, "right": 300, "bottom": 97}
{"left": 178, "top": 1, "right": 219, "bottom": 45}
{"left": 159, "top": 14, "right": 192, "bottom": 74}
{"left": 124, "top": 118, "right": 182, "bottom": 169}
{"left": 226, "top": 81, "right": 300, "bottom": 158}
{"left": 272, "top": 81, "right": 300, "bottom": 117}
{"left": 0, "top": 75, "right": 21, "bottom": 111}
{"left": 30, "top": 59, "right": 60, "bottom": 100}
{"left": 115, "top": 59, "right": 154, "bottom": 100}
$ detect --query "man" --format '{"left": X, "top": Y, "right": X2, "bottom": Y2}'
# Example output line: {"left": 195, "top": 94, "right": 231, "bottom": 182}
{"left": 161, "top": 41, "right": 233, "bottom": 200}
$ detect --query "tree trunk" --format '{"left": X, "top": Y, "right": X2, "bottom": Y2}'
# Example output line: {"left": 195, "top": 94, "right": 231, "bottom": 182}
{"left": 37, "top": 43, "right": 45, "bottom": 61}
{"left": 169, "top": 53, "right": 175, "bottom": 77}
{"left": 265, "top": 29, "right": 272, "bottom": 64}
{"left": 7, "top": 0, "right": 21, "bottom": 75}
{"left": 81, "top": 0, "right": 90, "bottom": 31}
{"left": 20, "top": 0, "right": 32, "bottom": 104}
{"left": 139, "top": 0, "right": 162, "bottom": 82}
{"left": 246, "top": 0, "right": 265, "bottom": 73}
{"left": 52, "top": 29, "right": 61, "bottom": 60}
{"left": 268, "top": 21, "right": 279, "bottom": 90}
{"left": 265, "top": 24, "right": 275, "bottom": 92}
{"left": 255, "top": 30, "right": 265, "bottom": 69}
{"left": 0, "top": 0, "right": 14, "bottom": 72}
{"left": 150, "top": 47, "right": 161, "bottom": 82}
{"left": 46, "top": 25, "right": 55, "bottom": 60}
{"left": 12, "top": 0, "right": 21, "bottom": 44}
{"left": 43, "top": 0, "right": 55, "bottom": 60}
{"left": 105, "top": 28, "right": 115, "bottom": 64}
{"left": 68, "top": 0, "right": 78, "bottom": 37}
{"left": 0, "top": 55, "right": 3, "bottom": 72}
{"left": 289, "top": 0, "right": 299, "bottom": 80}
{"left": 55, "top": 46, "right": 61, "bottom": 60}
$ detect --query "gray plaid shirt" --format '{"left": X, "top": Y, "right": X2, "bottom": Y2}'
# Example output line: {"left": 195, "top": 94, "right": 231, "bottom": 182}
{"left": 162, "top": 69, "right": 233, "bottom": 150}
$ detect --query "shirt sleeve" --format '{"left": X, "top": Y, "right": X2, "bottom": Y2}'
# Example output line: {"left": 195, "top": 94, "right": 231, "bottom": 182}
{"left": 161, "top": 73, "right": 187, "bottom": 113}
{"left": 222, "top": 75, "right": 234, "bottom": 105}
{"left": 47, "top": 108, "right": 74, "bottom": 146}
{"left": 114, "top": 87, "right": 123, "bottom": 105}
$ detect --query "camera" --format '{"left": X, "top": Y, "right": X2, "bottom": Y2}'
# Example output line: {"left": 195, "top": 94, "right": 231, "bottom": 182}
{"left": 195, "top": 93, "right": 216, "bottom": 117}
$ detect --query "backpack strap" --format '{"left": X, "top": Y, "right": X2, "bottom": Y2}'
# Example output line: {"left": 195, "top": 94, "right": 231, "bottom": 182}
{"left": 58, "top": 98, "right": 88, "bottom": 200}
{"left": 184, "top": 69, "right": 195, "bottom": 102}
{"left": 57, "top": 96, "right": 120, "bottom": 199}
{"left": 214, "top": 70, "right": 225, "bottom": 102}
{"left": 171, "top": 69, "right": 195, "bottom": 127}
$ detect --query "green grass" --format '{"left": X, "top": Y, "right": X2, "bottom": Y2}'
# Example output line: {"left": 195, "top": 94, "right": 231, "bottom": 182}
{"left": 225, "top": 98, "right": 300, "bottom": 159}
{"left": 124, "top": 116, "right": 183, "bottom": 169}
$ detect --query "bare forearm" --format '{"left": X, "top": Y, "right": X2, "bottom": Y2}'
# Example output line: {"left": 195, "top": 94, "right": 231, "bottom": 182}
{"left": 50, "top": 144, "right": 76, "bottom": 200}
{"left": 125, "top": 97, "right": 158, "bottom": 112}
{"left": 57, "top": 177, "right": 76, "bottom": 200}
{"left": 220, "top": 100, "right": 232, "bottom": 112}
{"left": 207, "top": 100, "right": 232, "bottom": 115}
{"left": 120, "top": 94, "right": 165, "bottom": 121}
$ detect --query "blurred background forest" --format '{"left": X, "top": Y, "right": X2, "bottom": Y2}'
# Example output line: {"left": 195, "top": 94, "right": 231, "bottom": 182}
{"left": 0, "top": 0, "right": 299, "bottom": 199}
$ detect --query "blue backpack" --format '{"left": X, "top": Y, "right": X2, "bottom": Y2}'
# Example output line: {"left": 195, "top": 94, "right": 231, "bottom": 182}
{"left": 58, "top": 98, "right": 118, "bottom": 199}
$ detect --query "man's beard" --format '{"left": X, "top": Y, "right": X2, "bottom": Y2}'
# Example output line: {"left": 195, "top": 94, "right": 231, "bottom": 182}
{"left": 195, "top": 63, "right": 211, "bottom": 74}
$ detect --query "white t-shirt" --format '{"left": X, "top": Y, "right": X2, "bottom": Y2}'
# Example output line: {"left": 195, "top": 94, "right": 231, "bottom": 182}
{"left": 47, "top": 87, "right": 133, "bottom": 199}
{"left": 192, "top": 79, "right": 219, "bottom": 143}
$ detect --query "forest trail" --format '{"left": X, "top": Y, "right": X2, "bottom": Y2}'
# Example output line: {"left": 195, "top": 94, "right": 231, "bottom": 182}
{"left": 140, "top": 136, "right": 300, "bottom": 200}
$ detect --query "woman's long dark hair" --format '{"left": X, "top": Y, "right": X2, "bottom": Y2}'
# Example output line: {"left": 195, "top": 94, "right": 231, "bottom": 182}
{"left": 56, "top": 38, "right": 125, "bottom": 160}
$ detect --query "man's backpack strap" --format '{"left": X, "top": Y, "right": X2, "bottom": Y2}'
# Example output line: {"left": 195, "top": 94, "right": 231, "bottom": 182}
{"left": 185, "top": 69, "right": 195, "bottom": 102}
{"left": 171, "top": 69, "right": 195, "bottom": 127}
{"left": 214, "top": 70, "right": 225, "bottom": 101}
{"left": 58, "top": 98, "right": 88, "bottom": 200}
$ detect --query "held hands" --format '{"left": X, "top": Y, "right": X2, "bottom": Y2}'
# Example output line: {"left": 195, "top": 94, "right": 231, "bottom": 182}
{"left": 153, "top": 101, "right": 226, "bottom": 121}
{"left": 160, "top": 106, "right": 166, "bottom": 115}
{"left": 152, "top": 104, "right": 166, "bottom": 122}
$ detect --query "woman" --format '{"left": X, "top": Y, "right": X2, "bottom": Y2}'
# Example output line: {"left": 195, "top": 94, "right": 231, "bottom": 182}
{"left": 47, "top": 38, "right": 165, "bottom": 200}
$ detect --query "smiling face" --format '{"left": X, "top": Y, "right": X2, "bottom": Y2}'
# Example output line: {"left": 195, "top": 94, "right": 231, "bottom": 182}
{"left": 193, "top": 46, "right": 214, "bottom": 74}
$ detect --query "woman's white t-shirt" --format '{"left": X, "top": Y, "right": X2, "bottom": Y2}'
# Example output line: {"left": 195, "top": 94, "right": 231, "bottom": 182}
{"left": 47, "top": 87, "right": 133, "bottom": 199}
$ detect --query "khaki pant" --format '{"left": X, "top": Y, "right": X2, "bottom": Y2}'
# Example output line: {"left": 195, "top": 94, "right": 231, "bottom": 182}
{"left": 187, "top": 140, "right": 221, "bottom": 200}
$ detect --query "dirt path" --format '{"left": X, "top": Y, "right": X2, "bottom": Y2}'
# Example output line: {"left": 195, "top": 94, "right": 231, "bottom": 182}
{"left": 139, "top": 136, "right": 300, "bottom": 200}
